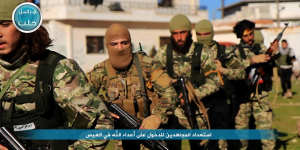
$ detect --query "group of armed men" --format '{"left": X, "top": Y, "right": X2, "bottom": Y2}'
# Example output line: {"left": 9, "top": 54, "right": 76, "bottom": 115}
{"left": 0, "top": 0, "right": 286, "bottom": 150}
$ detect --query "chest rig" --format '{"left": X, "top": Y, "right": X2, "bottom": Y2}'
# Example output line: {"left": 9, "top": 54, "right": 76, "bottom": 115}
{"left": 237, "top": 43, "right": 261, "bottom": 60}
{"left": 0, "top": 50, "right": 66, "bottom": 131}
{"left": 166, "top": 42, "right": 226, "bottom": 88}
{"left": 104, "top": 53, "right": 159, "bottom": 120}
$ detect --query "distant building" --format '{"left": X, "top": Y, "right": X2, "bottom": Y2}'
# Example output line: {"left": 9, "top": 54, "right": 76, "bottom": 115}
{"left": 221, "top": 0, "right": 300, "bottom": 27}
{"left": 213, "top": 0, "right": 300, "bottom": 60}
{"left": 41, "top": 0, "right": 208, "bottom": 71}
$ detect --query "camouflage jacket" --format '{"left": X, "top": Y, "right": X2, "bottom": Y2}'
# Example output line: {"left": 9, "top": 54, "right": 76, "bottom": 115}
{"left": 87, "top": 53, "right": 177, "bottom": 124}
{"left": 155, "top": 41, "right": 244, "bottom": 100}
{"left": 232, "top": 42, "right": 278, "bottom": 95}
{"left": 0, "top": 51, "right": 113, "bottom": 149}
{"left": 233, "top": 42, "right": 269, "bottom": 74}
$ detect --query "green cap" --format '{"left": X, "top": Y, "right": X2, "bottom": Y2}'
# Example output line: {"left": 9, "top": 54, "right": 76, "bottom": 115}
{"left": 254, "top": 30, "right": 264, "bottom": 44}
{"left": 169, "top": 14, "right": 192, "bottom": 32}
{"left": 0, "top": 0, "right": 26, "bottom": 21}
{"left": 195, "top": 19, "right": 214, "bottom": 45}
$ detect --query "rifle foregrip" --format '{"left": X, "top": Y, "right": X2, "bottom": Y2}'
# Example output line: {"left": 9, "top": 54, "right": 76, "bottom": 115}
{"left": 143, "top": 140, "right": 169, "bottom": 150}
{"left": 107, "top": 104, "right": 169, "bottom": 150}
{"left": 0, "top": 127, "right": 26, "bottom": 150}
{"left": 109, "top": 103, "right": 140, "bottom": 129}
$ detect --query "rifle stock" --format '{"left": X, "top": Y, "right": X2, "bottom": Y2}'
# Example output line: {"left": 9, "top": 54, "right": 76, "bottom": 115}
{"left": 0, "top": 127, "right": 26, "bottom": 150}
{"left": 105, "top": 102, "right": 169, "bottom": 150}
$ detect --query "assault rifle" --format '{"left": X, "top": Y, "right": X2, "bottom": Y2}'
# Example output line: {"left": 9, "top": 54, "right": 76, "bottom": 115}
{"left": 172, "top": 77, "right": 198, "bottom": 129}
{"left": 247, "top": 23, "right": 289, "bottom": 92}
{"left": 105, "top": 102, "right": 169, "bottom": 150}
{"left": 0, "top": 126, "right": 26, "bottom": 150}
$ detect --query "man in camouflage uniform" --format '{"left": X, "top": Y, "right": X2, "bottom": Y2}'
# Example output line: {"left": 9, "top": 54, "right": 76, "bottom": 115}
{"left": 87, "top": 23, "right": 177, "bottom": 150}
{"left": 0, "top": 0, "right": 113, "bottom": 150}
{"left": 154, "top": 15, "right": 209, "bottom": 150}
{"left": 195, "top": 19, "right": 246, "bottom": 150}
{"left": 155, "top": 15, "right": 242, "bottom": 149}
{"left": 232, "top": 20, "right": 278, "bottom": 150}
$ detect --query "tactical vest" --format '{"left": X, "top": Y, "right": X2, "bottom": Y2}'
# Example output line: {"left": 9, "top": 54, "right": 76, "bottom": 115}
{"left": 278, "top": 48, "right": 293, "bottom": 66}
{"left": 104, "top": 53, "right": 159, "bottom": 121}
{"left": 166, "top": 42, "right": 226, "bottom": 87}
{"left": 0, "top": 50, "right": 66, "bottom": 130}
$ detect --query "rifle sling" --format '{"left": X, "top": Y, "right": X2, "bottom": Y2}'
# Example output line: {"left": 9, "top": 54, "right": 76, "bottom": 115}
{"left": 238, "top": 45, "right": 247, "bottom": 60}
{"left": 133, "top": 54, "right": 151, "bottom": 117}
{"left": 166, "top": 44, "right": 174, "bottom": 78}
{"left": 167, "top": 43, "right": 204, "bottom": 87}
{"left": 186, "top": 81, "right": 211, "bottom": 129}
{"left": 191, "top": 43, "right": 204, "bottom": 88}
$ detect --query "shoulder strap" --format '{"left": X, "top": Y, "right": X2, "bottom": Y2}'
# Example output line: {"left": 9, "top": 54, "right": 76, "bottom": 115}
{"left": 191, "top": 43, "right": 204, "bottom": 87}
{"left": 238, "top": 44, "right": 247, "bottom": 59}
{"left": 35, "top": 50, "right": 65, "bottom": 115}
{"left": 134, "top": 53, "right": 151, "bottom": 117}
{"left": 166, "top": 44, "right": 174, "bottom": 78}
{"left": 216, "top": 43, "right": 226, "bottom": 65}
{"left": 252, "top": 43, "right": 261, "bottom": 55}
{"left": 288, "top": 48, "right": 292, "bottom": 54}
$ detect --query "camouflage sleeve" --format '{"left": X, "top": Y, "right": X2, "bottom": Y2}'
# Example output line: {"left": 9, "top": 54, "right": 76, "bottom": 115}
{"left": 153, "top": 45, "right": 168, "bottom": 69}
{"left": 52, "top": 59, "right": 113, "bottom": 150}
{"left": 222, "top": 46, "right": 246, "bottom": 80}
{"left": 233, "top": 46, "right": 253, "bottom": 69}
{"left": 193, "top": 73, "right": 221, "bottom": 100}
{"left": 86, "top": 63, "right": 105, "bottom": 93}
{"left": 259, "top": 44, "right": 268, "bottom": 54}
{"left": 148, "top": 57, "right": 177, "bottom": 124}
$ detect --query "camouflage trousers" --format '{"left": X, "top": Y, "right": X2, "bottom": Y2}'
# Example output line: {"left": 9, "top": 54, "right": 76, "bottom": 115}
{"left": 165, "top": 106, "right": 209, "bottom": 150}
{"left": 111, "top": 140, "right": 148, "bottom": 150}
{"left": 235, "top": 91, "right": 275, "bottom": 150}
{"left": 69, "top": 140, "right": 109, "bottom": 150}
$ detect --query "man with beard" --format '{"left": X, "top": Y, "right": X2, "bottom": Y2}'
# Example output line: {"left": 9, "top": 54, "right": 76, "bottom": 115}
{"left": 155, "top": 15, "right": 218, "bottom": 150}
{"left": 87, "top": 24, "right": 177, "bottom": 150}
{"left": 232, "top": 19, "right": 278, "bottom": 150}
{"left": 0, "top": 0, "right": 113, "bottom": 150}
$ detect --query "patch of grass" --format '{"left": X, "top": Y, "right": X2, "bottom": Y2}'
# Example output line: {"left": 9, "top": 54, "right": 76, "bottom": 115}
{"left": 270, "top": 79, "right": 300, "bottom": 150}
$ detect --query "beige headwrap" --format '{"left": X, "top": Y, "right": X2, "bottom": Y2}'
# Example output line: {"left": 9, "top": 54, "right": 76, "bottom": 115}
{"left": 105, "top": 24, "right": 132, "bottom": 70}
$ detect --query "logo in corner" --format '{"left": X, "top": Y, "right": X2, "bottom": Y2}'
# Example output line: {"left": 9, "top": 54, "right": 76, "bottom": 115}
{"left": 12, "top": 2, "right": 42, "bottom": 33}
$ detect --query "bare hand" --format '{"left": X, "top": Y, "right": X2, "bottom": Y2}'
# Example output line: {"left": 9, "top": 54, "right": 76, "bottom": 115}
{"left": 270, "top": 40, "right": 279, "bottom": 53}
{"left": 250, "top": 54, "right": 270, "bottom": 64}
{"left": 139, "top": 115, "right": 161, "bottom": 129}
{"left": 110, "top": 112, "right": 120, "bottom": 119}
{"left": 215, "top": 60, "right": 225, "bottom": 74}
{"left": 178, "top": 93, "right": 185, "bottom": 106}
{"left": 0, "top": 144, "right": 8, "bottom": 150}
